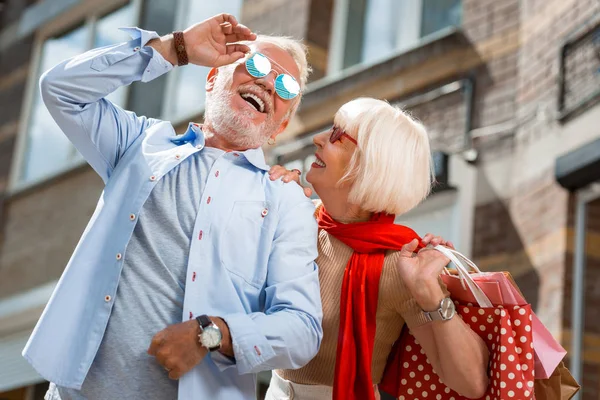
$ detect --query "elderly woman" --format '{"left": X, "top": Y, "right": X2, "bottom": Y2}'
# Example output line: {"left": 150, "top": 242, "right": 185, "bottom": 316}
{"left": 266, "top": 98, "right": 489, "bottom": 400}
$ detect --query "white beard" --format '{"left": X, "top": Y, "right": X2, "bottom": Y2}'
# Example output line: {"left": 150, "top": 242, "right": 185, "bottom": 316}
{"left": 204, "top": 68, "right": 281, "bottom": 149}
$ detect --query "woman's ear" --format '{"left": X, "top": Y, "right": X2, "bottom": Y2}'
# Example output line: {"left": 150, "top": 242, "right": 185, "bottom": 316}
{"left": 206, "top": 68, "right": 218, "bottom": 92}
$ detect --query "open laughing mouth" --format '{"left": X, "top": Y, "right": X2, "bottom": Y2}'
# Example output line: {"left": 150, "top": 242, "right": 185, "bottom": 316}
{"left": 240, "top": 92, "right": 266, "bottom": 113}
{"left": 312, "top": 154, "right": 326, "bottom": 168}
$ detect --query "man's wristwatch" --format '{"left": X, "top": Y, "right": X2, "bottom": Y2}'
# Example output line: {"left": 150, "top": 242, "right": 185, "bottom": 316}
{"left": 196, "top": 315, "right": 222, "bottom": 351}
{"left": 422, "top": 297, "right": 456, "bottom": 322}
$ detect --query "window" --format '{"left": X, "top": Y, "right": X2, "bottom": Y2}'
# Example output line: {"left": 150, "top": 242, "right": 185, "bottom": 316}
{"left": 162, "top": 0, "right": 243, "bottom": 123}
{"left": 14, "top": 3, "right": 138, "bottom": 189}
{"left": 330, "top": 0, "right": 461, "bottom": 72}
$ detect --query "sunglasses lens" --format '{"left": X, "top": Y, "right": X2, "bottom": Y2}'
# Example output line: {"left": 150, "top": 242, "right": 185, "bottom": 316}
{"left": 275, "top": 74, "right": 300, "bottom": 100}
{"left": 246, "top": 53, "right": 271, "bottom": 77}
{"left": 330, "top": 127, "right": 342, "bottom": 143}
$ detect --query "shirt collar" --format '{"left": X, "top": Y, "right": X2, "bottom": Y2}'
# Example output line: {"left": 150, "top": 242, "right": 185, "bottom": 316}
{"left": 171, "top": 123, "right": 270, "bottom": 171}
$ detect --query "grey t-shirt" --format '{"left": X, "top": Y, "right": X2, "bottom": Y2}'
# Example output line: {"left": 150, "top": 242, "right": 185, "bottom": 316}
{"left": 49, "top": 147, "right": 224, "bottom": 400}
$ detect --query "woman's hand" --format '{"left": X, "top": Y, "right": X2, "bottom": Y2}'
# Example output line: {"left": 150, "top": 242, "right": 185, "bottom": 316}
{"left": 269, "top": 165, "right": 313, "bottom": 198}
{"left": 396, "top": 234, "right": 454, "bottom": 311}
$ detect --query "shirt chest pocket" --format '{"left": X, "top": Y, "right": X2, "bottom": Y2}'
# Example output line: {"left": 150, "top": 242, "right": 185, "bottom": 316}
{"left": 220, "top": 201, "right": 274, "bottom": 289}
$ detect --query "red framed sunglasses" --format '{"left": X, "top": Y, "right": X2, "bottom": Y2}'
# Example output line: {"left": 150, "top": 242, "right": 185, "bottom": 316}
{"left": 329, "top": 126, "right": 357, "bottom": 145}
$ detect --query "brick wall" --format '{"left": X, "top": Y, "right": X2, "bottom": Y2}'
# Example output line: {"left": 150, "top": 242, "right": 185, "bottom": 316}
{"left": 562, "top": 197, "right": 600, "bottom": 399}
{"left": 0, "top": 169, "right": 103, "bottom": 297}
{"left": 463, "top": 0, "right": 600, "bottom": 396}
{"left": 405, "top": 89, "right": 468, "bottom": 153}
{"left": 0, "top": 0, "right": 35, "bottom": 254}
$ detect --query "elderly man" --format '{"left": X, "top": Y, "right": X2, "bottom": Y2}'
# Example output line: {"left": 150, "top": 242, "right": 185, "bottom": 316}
{"left": 23, "top": 14, "right": 322, "bottom": 400}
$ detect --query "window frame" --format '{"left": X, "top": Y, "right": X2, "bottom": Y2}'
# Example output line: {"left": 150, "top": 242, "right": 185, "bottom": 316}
{"left": 8, "top": 0, "right": 142, "bottom": 194}
{"left": 327, "top": 0, "right": 460, "bottom": 76}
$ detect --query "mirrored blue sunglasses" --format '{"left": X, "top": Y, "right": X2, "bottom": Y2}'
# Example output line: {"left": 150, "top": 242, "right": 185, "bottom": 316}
{"left": 245, "top": 52, "right": 301, "bottom": 100}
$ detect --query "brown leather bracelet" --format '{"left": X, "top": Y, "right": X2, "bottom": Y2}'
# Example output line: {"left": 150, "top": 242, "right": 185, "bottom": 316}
{"left": 173, "top": 31, "right": 189, "bottom": 66}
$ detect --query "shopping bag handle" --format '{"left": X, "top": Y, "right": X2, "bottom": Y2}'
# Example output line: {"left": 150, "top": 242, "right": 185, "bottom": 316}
{"left": 433, "top": 245, "right": 493, "bottom": 308}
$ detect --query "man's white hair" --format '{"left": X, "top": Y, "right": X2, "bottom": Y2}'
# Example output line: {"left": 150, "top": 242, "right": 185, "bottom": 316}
{"left": 336, "top": 98, "right": 434, "bottom": 216}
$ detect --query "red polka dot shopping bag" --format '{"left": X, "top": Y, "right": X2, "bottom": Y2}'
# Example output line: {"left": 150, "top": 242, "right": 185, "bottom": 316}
{"left": 380, "top": 246, "right": 535, "bottom": 400}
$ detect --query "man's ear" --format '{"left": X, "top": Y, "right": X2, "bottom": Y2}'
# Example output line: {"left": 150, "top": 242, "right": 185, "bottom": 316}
{"left": 269, "top": 119, "right": 290, "bottom": 143}
{"left": 275, "top": 118, "right": 290, "bottom": 137}
{"left": 206, "top": 68, "right": 218, "bottom": 92}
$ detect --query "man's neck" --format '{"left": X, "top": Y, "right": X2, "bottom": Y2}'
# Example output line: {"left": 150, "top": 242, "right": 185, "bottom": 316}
{"left": 202, "top": 124, "right": 248, "bottom": 152}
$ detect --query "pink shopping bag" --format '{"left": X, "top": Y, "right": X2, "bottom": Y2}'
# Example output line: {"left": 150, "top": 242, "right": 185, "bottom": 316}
{"left": 442, "top": 267, "right": 566, "bottom": 379}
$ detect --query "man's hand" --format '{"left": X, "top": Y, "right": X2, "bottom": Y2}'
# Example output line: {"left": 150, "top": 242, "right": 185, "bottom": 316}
{"left": 269, "top": 165, "right": 313, "bottom": 197}
{"left": 149, "top": 13, "right": 257, "bottom": 67}
{"left": 148, "top": 320, "right": 207, "bottom": 380}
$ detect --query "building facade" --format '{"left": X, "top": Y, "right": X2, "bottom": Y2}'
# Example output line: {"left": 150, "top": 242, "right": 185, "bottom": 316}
{"left": 0, "top": 0, "right": 599, "bottom": 398}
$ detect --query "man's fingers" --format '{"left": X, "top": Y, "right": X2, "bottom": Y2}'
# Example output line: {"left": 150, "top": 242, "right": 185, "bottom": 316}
{"left": 220, "top": 22, "right": 233, "bottom": 35}
{"left": 147, "top": 335, "right": 162, "bottom": 355}
{"left": 232, "top": 23, "right": 253, "bottom": 35}
{"left": 168, "top": 369, "right": 181, "bottom": 380}
{"left": 222, "top": 25, "right": 253, "bottom": 43}
{"left": 400, "top": 239, "right": 419, "bottom": 257}
{"left": 225, "top": 32, "right": 256, "bottom": 43}
{"left": 226, "top": 43, "right": 251, "bottom": 55}
{"left": 215, "top": 13, "right": 239, "bottom": 27}
{"left": 216, "top": 52, "right": 246, "bottom": 67}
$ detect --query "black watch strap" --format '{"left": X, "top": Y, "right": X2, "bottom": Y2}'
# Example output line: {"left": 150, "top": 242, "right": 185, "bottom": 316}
{"left": 196, "top": 314, "right": 212, "bottom": 330}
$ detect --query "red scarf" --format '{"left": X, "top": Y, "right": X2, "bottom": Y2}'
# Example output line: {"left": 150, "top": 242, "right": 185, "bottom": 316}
{"left": 317, "top": 207, "right": 424, "bottom": 400}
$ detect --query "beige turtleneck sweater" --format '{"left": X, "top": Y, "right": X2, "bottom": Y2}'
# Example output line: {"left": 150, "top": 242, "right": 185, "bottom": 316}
{"left": 277, "top": 227, "right": 435, "bottom": 386}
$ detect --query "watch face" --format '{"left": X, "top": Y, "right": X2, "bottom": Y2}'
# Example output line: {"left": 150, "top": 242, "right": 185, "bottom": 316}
{"left": 440, "top": 297, "right": 456, "bottom": 320}
{"left": 201, "top": 326, "right": 222, "bottom": 348}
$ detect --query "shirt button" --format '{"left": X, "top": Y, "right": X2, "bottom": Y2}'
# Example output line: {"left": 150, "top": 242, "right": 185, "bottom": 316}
{"left": 198, "top": 230, "right": 203, "bottom": 240}
{"left": 233, "top": 153, "right": 240, "bottom": 157}
{"left": 149, "top": 175, "right": 156, "bottom": 181}
{"left": 116, "top": 253, "right": 122, "bottom": 260}
{"left": 215, "top": 171, "right": 220, "bottom": 177}
{"left": 133, "top": 46, "right": 140, "bottom": 52}
{"left": 207, "top": 197, "right": 211, "bottom": 204}
{"left": 261, "top": 208, "right": 269, "bottom": 218}
{"left": 189, "top": 311, "right": 193, "bottom": 319}
{"left": 129, "top": 214, "right": 136, "bottom": 221}
{"left": 105, "top": 295, "right": 112, "bottom": 302}
{"left": 196, "top": 145, "right": 202, "bottom": 149}
{"left": 175, "top": 154, "right": 181, "bottom": 160}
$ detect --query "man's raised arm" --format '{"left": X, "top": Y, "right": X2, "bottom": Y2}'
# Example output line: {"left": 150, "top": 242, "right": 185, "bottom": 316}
{"left": 40, "top": 28, "right": 172, "bottom": 183}
{"left": 40, "top": 14, "right": 254, "bottom": 183}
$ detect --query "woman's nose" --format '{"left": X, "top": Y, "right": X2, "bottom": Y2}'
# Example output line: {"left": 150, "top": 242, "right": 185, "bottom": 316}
{"left": 313, "top": 131, "right": 328, "bottom": 147}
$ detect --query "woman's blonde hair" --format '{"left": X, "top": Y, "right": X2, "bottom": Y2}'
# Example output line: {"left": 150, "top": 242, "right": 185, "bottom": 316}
{"left": 335, "top": 98, "right": 434, "bottom": 216}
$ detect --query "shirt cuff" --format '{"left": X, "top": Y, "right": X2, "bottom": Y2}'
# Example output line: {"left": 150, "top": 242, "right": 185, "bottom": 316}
{"left": 119, "top": 27, "right": 173, "bottom": 82}
{"left": 221, "top": 313, "right": 277, "bottom": 375}
{"left": 209, "top": 350, "right": 237, "bottom": 372}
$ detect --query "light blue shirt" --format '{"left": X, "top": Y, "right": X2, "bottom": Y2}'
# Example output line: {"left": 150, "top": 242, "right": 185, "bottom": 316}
{"left": 23, "top": 28, "right": 323, "bottom": 400}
